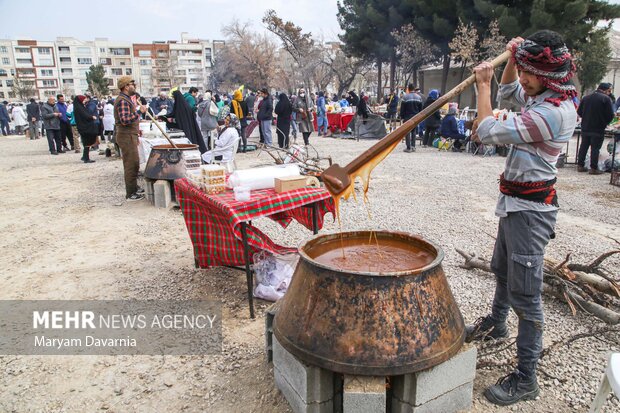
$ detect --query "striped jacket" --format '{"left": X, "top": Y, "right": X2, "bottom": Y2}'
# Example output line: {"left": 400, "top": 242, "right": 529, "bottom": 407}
{"left": 477, "top": 80, "right": 577, "bottom": 216}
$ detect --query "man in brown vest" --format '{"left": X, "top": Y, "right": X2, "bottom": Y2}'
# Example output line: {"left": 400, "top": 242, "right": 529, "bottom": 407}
{"left": 114, "top": 76, "right": 147, "bottom": 201}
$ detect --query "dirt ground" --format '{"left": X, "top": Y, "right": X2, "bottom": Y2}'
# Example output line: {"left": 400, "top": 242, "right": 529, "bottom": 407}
{"left": 0, "top": 133, "right": 618, "bottom": 413}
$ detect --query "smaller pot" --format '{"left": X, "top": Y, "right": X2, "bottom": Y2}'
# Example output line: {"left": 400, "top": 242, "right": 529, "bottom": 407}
{"left": 144, "top": 143, "right": 199, "bottom": 180}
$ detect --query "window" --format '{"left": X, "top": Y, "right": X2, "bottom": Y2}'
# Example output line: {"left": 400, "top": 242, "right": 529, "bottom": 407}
{"left": 109, "top": 48, "right": 130, "bottom": 56}
{"left": 2, "top": 58, "right": 9, "bottom": 65}
{"left": 61, "top": 68, "right": 72, "bottom": 75}
{"left": 16, "top": 58, "right": 32, "bottom": 64}
{"left": 41, "top": 69, "right": 53, "bottom": 76}
{"left": 76, "top": 47, "right": 91, "bottom": 55}
{"left": 42, "top": 80, "right": 55, "bottom": 87}
{"left": 99, "top": 58, "right": 111, "bottom": 65}
{"left": 119, "top": 61, "right": 126, "bottom": 66}
{"left": 0, "top": 69, "right": 6, "bottom": 76}
{"left": 99, "top": 48, "right": 106, "bottom": 53}
{"left": 58, "top": 46, "right": 70, "bottom": 53}
{"left": 77, "top": 58, "right": 92, "bottom": 65}
{"left": 6, "top": 79, "right": 13, "bottom": 87}
{"left": 60, "top": 57, "right": 71, "bottom": 63}
{"left": 139, "top": 59, "right": 151, "bottom": 66}
{"left": 138, "top": 50, "right": 151, "bottom": 57}
{"left": 15, "top": 47, "right": 29, "bottom": 53}
{"left": 107, "top": 78, "right": 114, "bottom": 86}
{"left": 125, "top": 68, "right": 132, "bottom": 75}
{"left": 111, "top": 68, "right": 122, "bottom": 75}
{"left": 19, "top": 69, "right": 35, "bottom": 76}
{"left": 38, "top": 58, "right": 53, "bottom": 66}
{"left": 62, "top": 79, "right": 74, "bottom": 84}
{"left": 37, "top": 47, "right": 51, "bottom": 54}
{"left": 0, "top": 92, "right": 4, "bottom": 98}
{"left": 0, "top": 46, "right": 7, "bottom": 53}
{"left": 140, "top": 69, "right": 151, "bottom": 75}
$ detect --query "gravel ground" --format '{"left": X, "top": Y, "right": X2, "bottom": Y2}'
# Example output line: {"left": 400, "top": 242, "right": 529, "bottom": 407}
{"left": 0, "top": 132, "right": 618, "bottom": 412}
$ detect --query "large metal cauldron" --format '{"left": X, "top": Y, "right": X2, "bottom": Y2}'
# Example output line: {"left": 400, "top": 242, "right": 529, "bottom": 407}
{"left": 144, "top": 143, "right": 199, "bottom": 180}
{"left": 273, "top": 230, "right": 465, "bottom": 376}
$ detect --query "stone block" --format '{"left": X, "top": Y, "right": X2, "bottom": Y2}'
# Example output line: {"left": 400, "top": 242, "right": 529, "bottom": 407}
{"left": 343, "top": 375, "right": 385, "bottom": 413}
{"left": 275, "top": 365, "right": 333, "bottom": 413}
{"left": 153, "top": 180, "right": 172, "bottom": 209}
{"left": 392, "top": 343, "right": 476, "bottom": 407}
{"left": 391, "top": 382, "right": 473, "bottom": 413}
{"left": 144, "top": 178, "right": 155, "bottom": 204}
{"left": 272, "top": 336, "right": 334, "bottom": 412}
{"left": 264, "top": 302, "right": 281, "bottom": 363}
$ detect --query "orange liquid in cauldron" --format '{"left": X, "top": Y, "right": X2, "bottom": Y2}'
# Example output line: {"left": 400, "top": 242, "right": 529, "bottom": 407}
{"left": 308, "top": 236, "right": 434, "bottom": 273}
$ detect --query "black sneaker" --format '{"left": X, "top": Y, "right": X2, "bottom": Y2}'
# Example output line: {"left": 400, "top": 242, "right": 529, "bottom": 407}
{"left": 484, "top": 370, "right": 539, "bottom": 406}
{"left": 127, "top": 193, "right": 145, "bottom": 201}
{"left": 136, "top": 186, "right": 145, "bottom": 194}
{"left": 465, "top": 315, "right": 509, "bottom": 342}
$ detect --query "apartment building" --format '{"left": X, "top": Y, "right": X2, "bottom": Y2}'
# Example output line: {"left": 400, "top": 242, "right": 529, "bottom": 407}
{"left": 0, "top": 40, "right": 15, "bottom": 100}
{"left": 0, "top": 33, "right": 224, "bottom": 101}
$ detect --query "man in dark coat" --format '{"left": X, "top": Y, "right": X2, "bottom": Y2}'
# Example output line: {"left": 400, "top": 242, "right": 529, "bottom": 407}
{"left": 399, "top": 84, "right": 423, "bottom": 152}
{"left": 577, "top": 82, "right": 615, "bottom": 174}
{"left": 256, "top": 87, "right": 273, "bottom": 146}
{"left": 0, "top": 101, "right": 9, "bottom": 136}
{"left": 26, "top": 98, "right": 41, "bottom": 140}
{"left": 41, "top": 96, "right": 63, "bottom": 154}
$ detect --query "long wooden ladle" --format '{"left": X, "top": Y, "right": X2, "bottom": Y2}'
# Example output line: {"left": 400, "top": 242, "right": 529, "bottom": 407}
{"left": 321, "top": 50, "right": 512, "bottom": 199}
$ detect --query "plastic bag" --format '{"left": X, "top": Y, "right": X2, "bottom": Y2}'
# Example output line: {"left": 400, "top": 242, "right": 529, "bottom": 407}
{"left": 252, "top": 251, "right": 298, "bottom": 301}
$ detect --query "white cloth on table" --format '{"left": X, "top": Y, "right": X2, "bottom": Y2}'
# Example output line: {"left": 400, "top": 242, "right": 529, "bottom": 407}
{"left": 202, "top": 127, "right": 239, "bottom": 163}
{"left": 139, "top": 137, "right": 191, "bottom": 164}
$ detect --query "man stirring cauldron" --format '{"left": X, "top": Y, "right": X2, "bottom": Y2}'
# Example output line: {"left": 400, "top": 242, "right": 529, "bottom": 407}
{"left": 468, "top": 31, "right": 578, "bottom": 406}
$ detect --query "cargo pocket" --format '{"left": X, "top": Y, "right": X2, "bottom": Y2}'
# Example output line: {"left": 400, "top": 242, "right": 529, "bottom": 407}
{"left": 510, "top": 253, "right": 544, "bottom": 296}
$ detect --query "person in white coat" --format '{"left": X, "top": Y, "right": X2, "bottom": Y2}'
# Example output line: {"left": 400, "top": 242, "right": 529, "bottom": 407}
{"left": 201, "top": 112, "right": 240, "bottom": 163}
{"left": 102, "top": 99, "right": 115, "bottom": 142}
{"left": 11, "top": 104, "right": 28, "bottom": 135}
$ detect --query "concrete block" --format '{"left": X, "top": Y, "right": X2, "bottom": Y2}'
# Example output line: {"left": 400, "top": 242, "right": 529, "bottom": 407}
{"left": 343, "top": 375, "right": 385, "bottom": 413}
{"left": 144, "top": 178, "right": 155, "bottom": 204}
{"left": 273, "top": 336, "right": 334, "bottom": 412}
{"left": 264, "top": 301, "right": 281, "bottom": 363}
{"left": 153, "top": 180, "right": 172, "bottom": 209}
{"left": 392, "top": 343, "right": 476, "bottom": 407}
{"left": 275, "top": 365, "right": 334, "bottom": 413}
{"left": 390, "top": 382, "right": 473, "bottom": 413}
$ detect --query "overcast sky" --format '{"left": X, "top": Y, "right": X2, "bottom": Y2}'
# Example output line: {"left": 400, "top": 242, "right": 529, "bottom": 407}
{"left": 0, "top": 0, "right": 342, "bottom": 43}
{"left": 1, "top": 0, "right": 620, "bottom": 44}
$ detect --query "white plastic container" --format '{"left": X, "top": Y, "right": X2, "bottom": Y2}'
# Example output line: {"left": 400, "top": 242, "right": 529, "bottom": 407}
{"left": 139, "top": 122, "right": 151, "bottom": 134}
{"left": 234, "top": 185, "right": 251, "bottom": 201}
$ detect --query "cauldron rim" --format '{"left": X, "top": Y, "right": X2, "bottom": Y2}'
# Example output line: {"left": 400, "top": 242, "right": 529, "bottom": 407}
{"left": 297, "top": 230, "right": 444, "bottom": 277}
{"left": 150, "top": 143, "right": 199, "bottom": 150}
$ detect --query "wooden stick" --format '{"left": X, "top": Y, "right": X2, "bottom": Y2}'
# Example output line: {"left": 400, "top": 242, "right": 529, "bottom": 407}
{"left": 144, "top": 111, "right": 178, "bottom": 148}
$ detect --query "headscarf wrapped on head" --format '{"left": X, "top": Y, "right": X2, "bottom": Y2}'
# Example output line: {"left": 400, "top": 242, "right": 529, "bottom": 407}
{"left": 512, "top": 38, "right": 577, "bottom": 106}
{"left": 231, "top": 89, "right": 244, "bottom": 119}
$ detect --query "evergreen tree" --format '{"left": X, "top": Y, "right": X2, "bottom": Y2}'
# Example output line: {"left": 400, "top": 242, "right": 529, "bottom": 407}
{"left": 575, "top": 27, "right": 613, "bottom": 94}
{"left": 85, "top": 64, "right": 109, "bottom": 97}
{"left": 337, "top": 0, "right": 410, "bottom": 97}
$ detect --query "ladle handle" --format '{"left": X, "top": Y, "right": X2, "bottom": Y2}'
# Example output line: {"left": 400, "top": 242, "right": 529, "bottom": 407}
{"left": 145, "top": 110, "right": 178, "bottom": 149}
{"left": 344, "top": 49, "right": 513, "bottom": 176}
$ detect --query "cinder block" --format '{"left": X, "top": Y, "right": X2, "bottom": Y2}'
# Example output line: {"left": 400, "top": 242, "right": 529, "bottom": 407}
{"left": 145, "top": 178, "right": 155, "bottom": 204}
{"left": 273, "top": 336, "right": 334, "bottom": 411}
{"left": 343, "top": 375, "right": 385, "bottom": 413}
{"left": 391, "top": 343, "right": 476, "bottom": 407}
{"left": 412, "top": 382, "right": 473, "bottom": 413}
{"left": 275, "top": 365, "right": 333, "bottom": 413}
{"left": 153, "top": 180, "right": 172, "bottom": 209}
{"left": 265, "top": 301, "right": 281, "bottom": 363}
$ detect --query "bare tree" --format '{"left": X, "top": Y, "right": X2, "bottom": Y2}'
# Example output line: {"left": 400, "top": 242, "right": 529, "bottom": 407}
{"left": 449, "top": 19, "right": 479, "bottom": 106}
{"left": 11, "top": 77, "right": 36, "bottom": 101}
{"left": 392, "top": 24, "right": 441, "bottom": 89}
{"left": 263, "top": 9, "right": 322, "bottom": 94}
{"left": 211, "top": 20, "right": 279, "bottom": 92}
